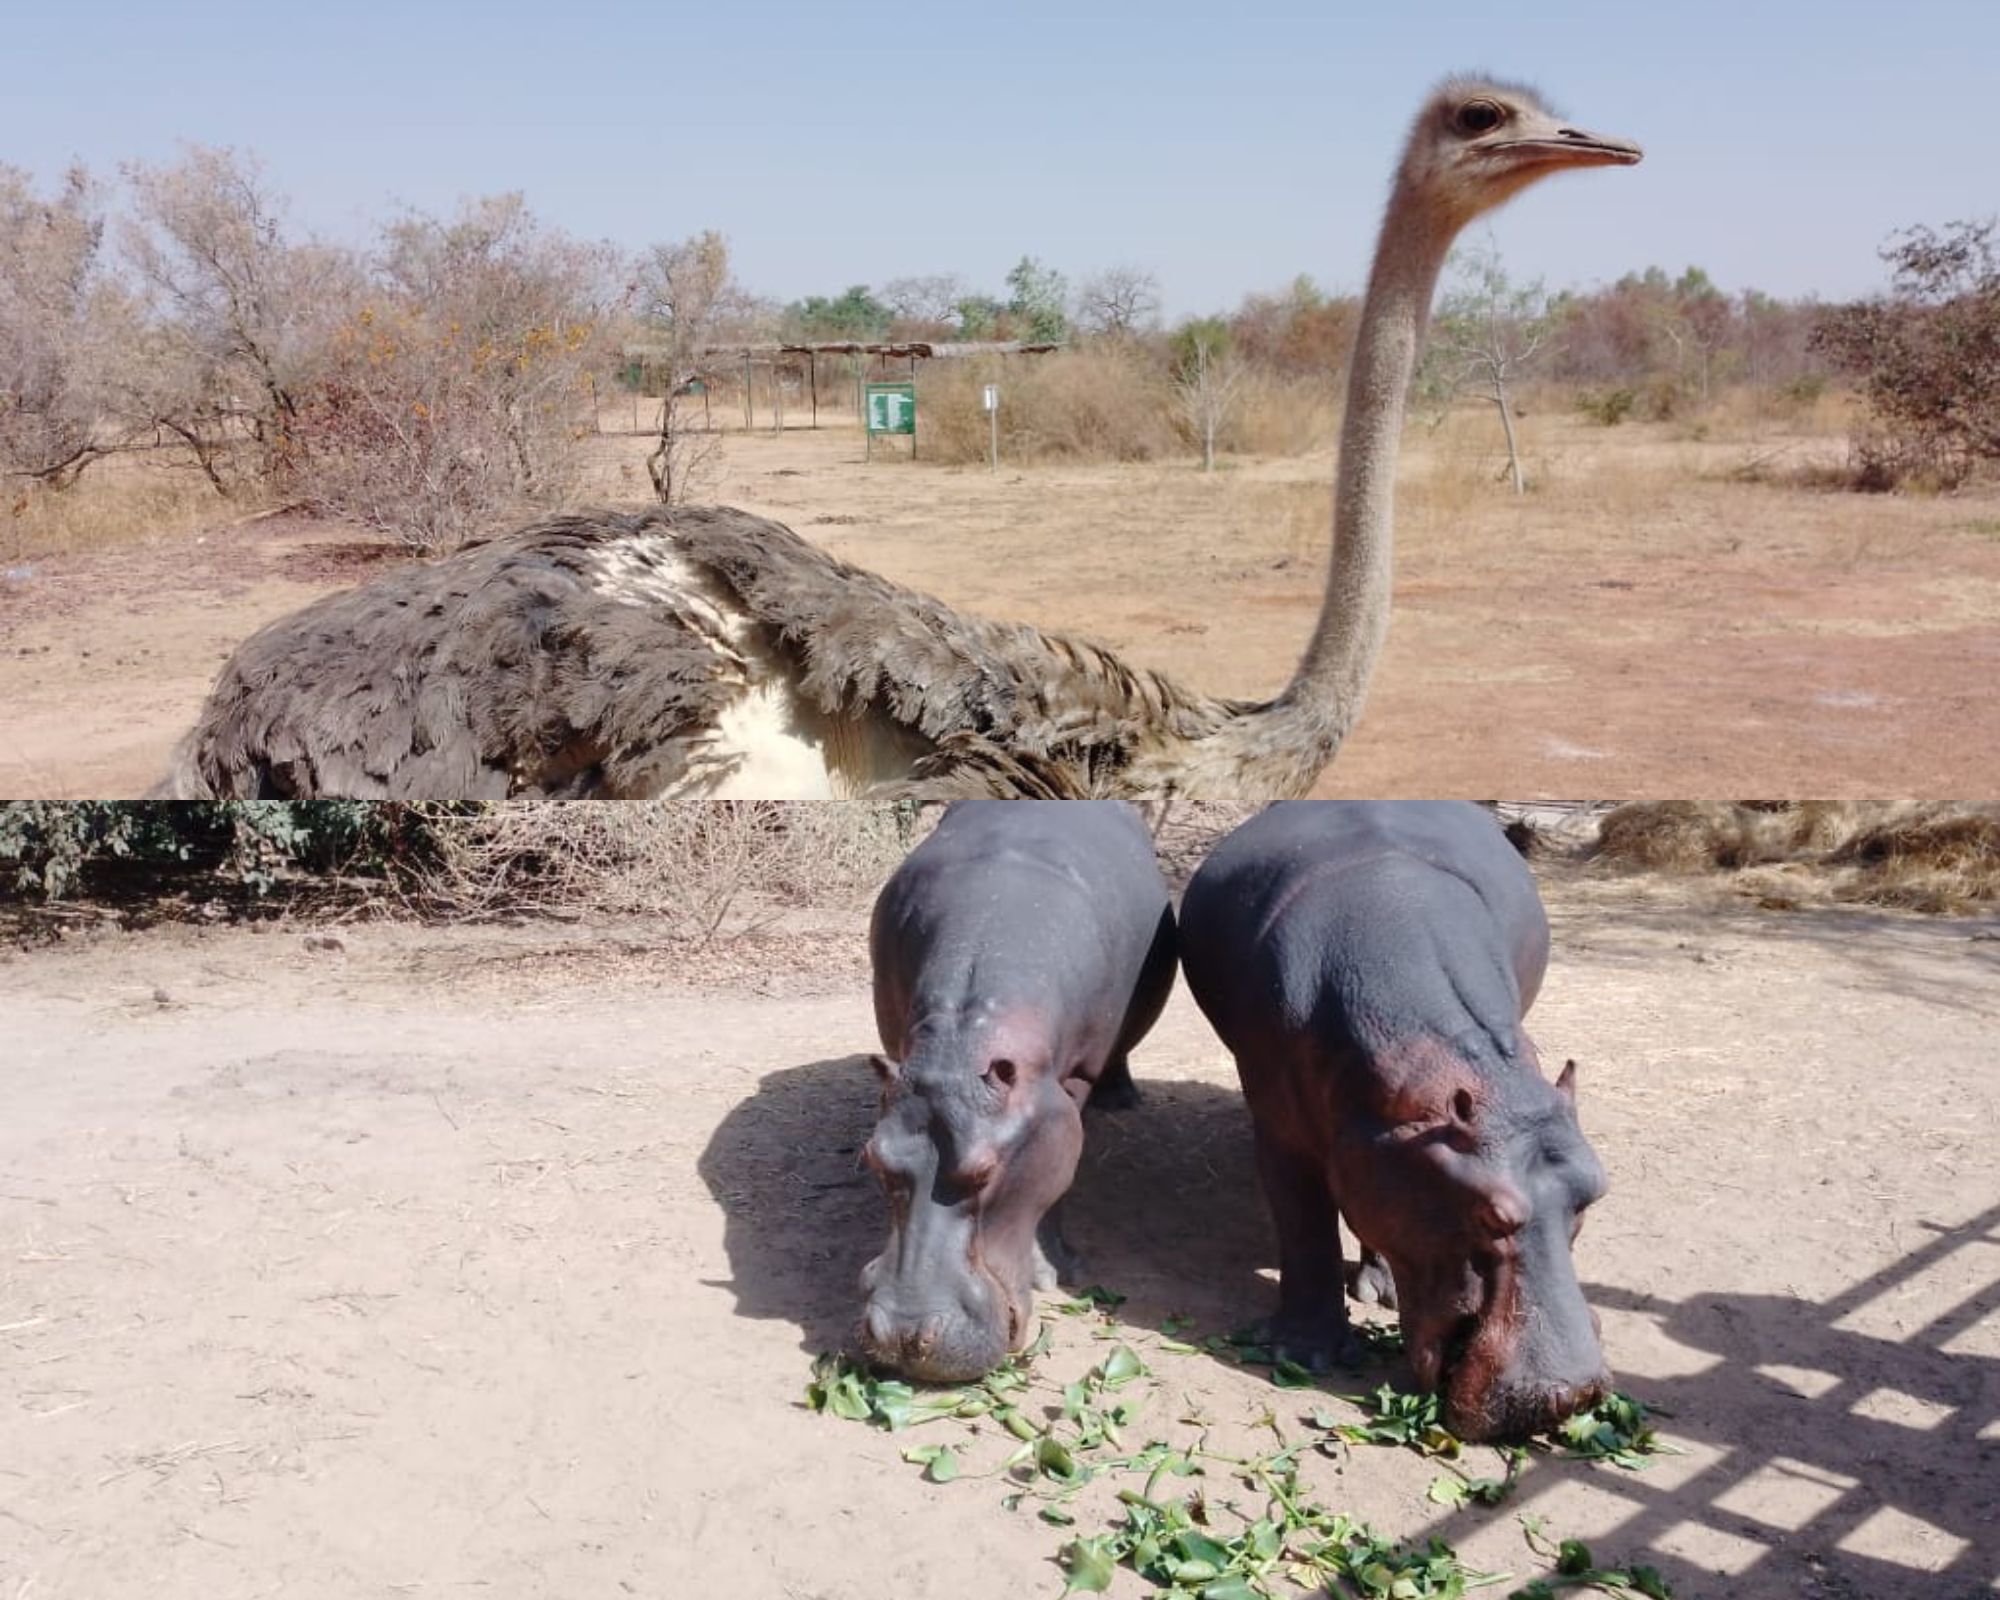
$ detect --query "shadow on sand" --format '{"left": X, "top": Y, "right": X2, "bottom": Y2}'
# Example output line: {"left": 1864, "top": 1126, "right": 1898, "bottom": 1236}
{"left": 698, "top": 1059, "right": 1998, "bottom": 1598}
{"left": 695, "top": 1059, "right": 1276, "bottom": 1358}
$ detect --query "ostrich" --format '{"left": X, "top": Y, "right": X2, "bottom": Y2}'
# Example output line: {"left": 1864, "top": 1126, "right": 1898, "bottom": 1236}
{"left": 161, "top": 79, "right": 1640, "bottom": 801}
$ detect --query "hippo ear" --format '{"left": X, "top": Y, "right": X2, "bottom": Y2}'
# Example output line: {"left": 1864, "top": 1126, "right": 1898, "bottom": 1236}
{"left": 1556, "top": 1059, "right": 1578, "bottom": 1101}
{"left": 870, "top": 1053, "right": 901, "bottom": 1083}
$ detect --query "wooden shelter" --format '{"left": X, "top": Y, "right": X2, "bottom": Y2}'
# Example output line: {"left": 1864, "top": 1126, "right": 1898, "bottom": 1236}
{"left": 618, "top": 339, "right": 1062, "bottom": 431}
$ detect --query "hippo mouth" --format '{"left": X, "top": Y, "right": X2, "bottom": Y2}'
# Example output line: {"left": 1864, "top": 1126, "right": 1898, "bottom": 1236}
{"left": 1427, "top": 1268, "right": 1609, "bottom": 1442}
{"left": 858, "top": 1239, "right": 1032, "bottom": 1384}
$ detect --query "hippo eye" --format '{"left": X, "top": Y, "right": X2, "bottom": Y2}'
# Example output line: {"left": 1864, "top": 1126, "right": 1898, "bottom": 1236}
{"left": 1455, "top": 99, "right": 1506, "bottom": 136}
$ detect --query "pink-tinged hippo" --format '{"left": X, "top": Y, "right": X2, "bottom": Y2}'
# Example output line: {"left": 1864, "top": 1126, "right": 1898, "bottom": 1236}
{"left": 1180, "top": 801, "right": 1608, "bottom": 1441}
{"left": 860, "top": 801, "right": 1175, "bottom": 1381}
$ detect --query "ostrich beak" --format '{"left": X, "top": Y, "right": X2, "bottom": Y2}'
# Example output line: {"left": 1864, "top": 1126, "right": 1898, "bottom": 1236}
{"left": 1495, "top": 124, "right": 1644, "bottom": 169}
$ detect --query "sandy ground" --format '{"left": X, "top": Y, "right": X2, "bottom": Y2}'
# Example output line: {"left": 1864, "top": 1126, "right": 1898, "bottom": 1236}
{"left": 4, "top": 413, "right": 2000, "bottom": 798}
{"left": 2, "top": 870, "right": 1995, "bottom": 1599}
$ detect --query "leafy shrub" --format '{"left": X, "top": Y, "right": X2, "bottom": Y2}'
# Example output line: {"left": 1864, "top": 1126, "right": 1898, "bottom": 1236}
{"left": 1575, "top": 387, "right": 1639, "bottom": 427}
{"left": 0, "top": 801, "right": 440, "bottom": 901}
{"left": 1813, "top": 218, "right": 2000, "bottom": 489}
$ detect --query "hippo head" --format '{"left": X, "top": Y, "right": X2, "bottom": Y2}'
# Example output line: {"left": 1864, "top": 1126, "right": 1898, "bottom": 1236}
{"left": 857, "top": 1022, "right": 1084, "bottom": 1382}
{"left": 1341, "top": 1050, "right": 1610, "bottom": 1442}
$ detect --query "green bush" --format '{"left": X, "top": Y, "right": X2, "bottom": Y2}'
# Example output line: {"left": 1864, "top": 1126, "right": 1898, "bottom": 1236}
{"left": 0, "top": 802, "right": 444, "bottom": 901}
{"left": 1575, "top": 387, "right": 1639, "bottom": 427}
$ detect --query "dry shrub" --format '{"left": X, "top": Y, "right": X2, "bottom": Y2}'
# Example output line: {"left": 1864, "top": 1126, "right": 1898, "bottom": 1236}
{"left": 1591, "top": 801, "right": 2000, "bottom": 913}
{"left": 1227, "top": 371, "right": 1337, "bottom": 456}
{"left": 917, "top": 347, "right": 1179, "bottom": 466}
{"left": 917, "top": 349, "right": 1334, "bottom": 468}
{"left": 409, "top": 802, "right": 917, "bottom": 932}
{"left": 1827, "top": 808, "right": 2000, "bottom": 911}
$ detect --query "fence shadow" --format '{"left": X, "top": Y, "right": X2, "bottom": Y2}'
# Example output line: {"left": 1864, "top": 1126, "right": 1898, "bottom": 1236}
{"left": 1415, "top": 1202, "right": 2000, "bottom": 1597}
{"left": 700, "top": 1058, "right": 1997, "bottom": 1596}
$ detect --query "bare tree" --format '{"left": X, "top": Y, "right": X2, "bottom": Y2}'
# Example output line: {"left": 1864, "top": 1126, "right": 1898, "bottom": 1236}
{"left": 121, "top": 146, "right": 350, "bottom": 486}
{"left": 1076, "top": 265, "right": 1162, "bottom": 339}
{"left": 292, "top": 194, "right": 623, "bottom": 550}
{"left": 880, "top": 273, "right": 966, "bottom": 336}
{"left": 1426, "top": 241, "right": 1558, "bottom": 494}
{"left": 0, "top": 164, "right": 128, "bottom": 489}
{"left": 635, "top": 231, "right": 752, "bottom": 505}
{"left": 1174, "top": 322, "right": 1247, "bottom": 472}
{"left": 1650, "top": 268, "right": 1733, "bottom": 407}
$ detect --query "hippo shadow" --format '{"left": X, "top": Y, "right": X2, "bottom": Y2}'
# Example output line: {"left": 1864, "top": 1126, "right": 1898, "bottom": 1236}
{"left": 695, "top": 1052, "right": 884, "bottom": 1355}
{"left": 696, "top": 1056, "right": 1285, "bottom": 1359}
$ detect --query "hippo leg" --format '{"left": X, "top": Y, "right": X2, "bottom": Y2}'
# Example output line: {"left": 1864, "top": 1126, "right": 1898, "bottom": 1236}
{"left": 1346, "top": 1246, "right": 1399, "bottom": 1310}
{"left": 1253, "top": 1123, "right": 1363, "bottom": 1369}
{"left": 1085, "top": 1054, "right": 1142, "bottom": 1111}
{"left": 1033, "top": 1198, "right": 1084, "bottom": 1289}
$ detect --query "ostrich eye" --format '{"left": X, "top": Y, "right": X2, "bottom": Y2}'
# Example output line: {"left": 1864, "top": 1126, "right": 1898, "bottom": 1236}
{"left": 1455, "top": 99, "right": 1506, "bottom": 136}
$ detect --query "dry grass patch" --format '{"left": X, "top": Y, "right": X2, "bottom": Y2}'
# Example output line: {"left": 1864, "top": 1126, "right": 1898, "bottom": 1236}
{"left": 3, "top": 450, "right": 237, "bottom": 561}
{"left": 918, "top": 347, "right": 1181, "bottom": 466}
{"left": 1590, "top": 801, "right": 2000, "bottom": 913}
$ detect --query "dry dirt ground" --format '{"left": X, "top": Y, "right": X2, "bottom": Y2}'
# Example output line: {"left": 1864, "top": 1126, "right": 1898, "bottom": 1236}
{"left": 4, "top": 411, "right": 1999, "bottom": 798}
{"left": 2, "top": 872, "right": 1995, "bottom": 1599}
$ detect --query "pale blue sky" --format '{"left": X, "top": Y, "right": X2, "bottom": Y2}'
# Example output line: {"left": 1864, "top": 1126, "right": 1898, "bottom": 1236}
{"left": 4, "top": 0, "right": 1993, "bottom": 313}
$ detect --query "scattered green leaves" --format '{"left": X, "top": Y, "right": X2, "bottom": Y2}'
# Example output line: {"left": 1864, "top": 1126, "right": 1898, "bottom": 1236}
{"left": 900, "top": 1442, "right": 961, "bottom": 1483}
{"left": 1059, "top": 1532, "right": 1120, "bottom": 1593}
{"left": 1057, "top": 1285, "right": 1128, "bottom": 1317}
{"left": 1427, "top": 1468, "right": 1514, "bottom": 1509}
{"left": 1513, "top": 1518, "right": 1674, "bottom": 1597}
{"left": 810, "top": 1323, "right": 1668, "bottom": 1600}
{"left": 1323, "top": 1384, "right": 1464, "bottom": 1457}
{"left": 1548, "top": 1393, "right": 1675, "bottom": 1470}
{"left": 804, "top": 1352, "right": 970, "bottom": 1432}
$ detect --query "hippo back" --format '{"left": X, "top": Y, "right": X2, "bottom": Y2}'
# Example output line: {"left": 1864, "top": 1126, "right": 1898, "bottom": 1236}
{"left": 871, "top": 800, "right": 1173, "bottom": 1056}
{"left": 1181, "top": 801, "right": 1548, "bottom": 1057}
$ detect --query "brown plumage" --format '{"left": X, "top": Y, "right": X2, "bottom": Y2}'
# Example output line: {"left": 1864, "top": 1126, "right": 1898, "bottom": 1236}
{"left": 161, "top": 507, "right": 1246, "bottom": 799}
{"left": 161, "top": 79, "right": 1641, "bottom": 802}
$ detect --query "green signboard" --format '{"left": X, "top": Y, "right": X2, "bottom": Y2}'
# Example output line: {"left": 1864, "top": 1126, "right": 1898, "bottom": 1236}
{"left": 864, "top": 382, "right": 916, "bottom": 435}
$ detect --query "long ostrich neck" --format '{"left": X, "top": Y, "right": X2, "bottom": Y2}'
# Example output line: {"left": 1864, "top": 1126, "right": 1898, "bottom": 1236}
{"left": 1281, "top": 183, "right": 1456, "bottom": 736}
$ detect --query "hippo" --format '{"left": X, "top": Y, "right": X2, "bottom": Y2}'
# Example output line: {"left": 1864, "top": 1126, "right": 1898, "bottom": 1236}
{"left": 1179, "top": 801, "right": 1609, "bottom": 1441}
{"left": 859, "top": 800, "right": 1177, "bottom": 1382}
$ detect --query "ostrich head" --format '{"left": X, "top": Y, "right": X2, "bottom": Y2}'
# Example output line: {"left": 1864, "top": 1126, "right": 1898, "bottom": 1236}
{"left": 1394, "top": 77, "right": 1643, "bottom": 230}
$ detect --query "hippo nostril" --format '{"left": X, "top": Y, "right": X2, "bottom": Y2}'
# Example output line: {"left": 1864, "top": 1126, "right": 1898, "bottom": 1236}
{"left": 862, "top": 1304, "right": 896, "bottom": 1355}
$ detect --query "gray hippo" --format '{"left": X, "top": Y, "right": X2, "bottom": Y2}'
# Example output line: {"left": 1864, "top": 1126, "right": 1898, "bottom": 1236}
{"left": 859, "top": 800, "right": 1177, "bottom": 1381}
{"left": 1179, "top": 801, "right": 1608, "bottom": 1441}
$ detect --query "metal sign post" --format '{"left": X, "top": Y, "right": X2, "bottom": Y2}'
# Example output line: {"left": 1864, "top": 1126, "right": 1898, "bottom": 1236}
{"left": 982, "top": 383, "right": 999, "bottom": 473}
{"left": 863, "top": 381, "right": 917, "bottom": 462}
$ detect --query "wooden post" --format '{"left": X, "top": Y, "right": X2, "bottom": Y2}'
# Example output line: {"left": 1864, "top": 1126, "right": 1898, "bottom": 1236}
{"left": 809, "top": 351, "right": 818, "bottom": 429}
{"left": 774, "top": 360, "right": 785, "bottom": 434}
{"left": 743, "top": 351, "right": 753, "bottom": 430}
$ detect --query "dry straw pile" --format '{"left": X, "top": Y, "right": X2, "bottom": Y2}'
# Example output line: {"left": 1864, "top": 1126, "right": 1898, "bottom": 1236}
{"left": 1590, "top": 801, "right": 2000, "bottom": 913}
